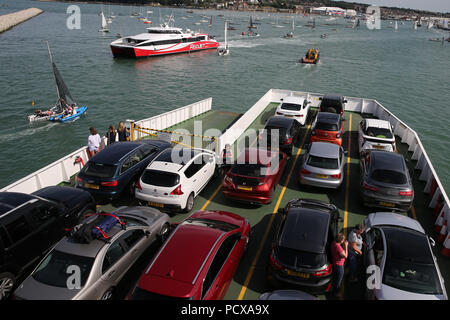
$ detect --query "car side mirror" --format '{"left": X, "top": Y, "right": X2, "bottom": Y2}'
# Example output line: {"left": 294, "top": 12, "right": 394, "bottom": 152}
{"left": 338, "top": 217, "right": 344, "bottom": 222}
{"left": 318, "top": 97, "right": 323, "bottom": 101}
{"left": 343, "top": 100, "right": 348, "bottom": 103}
{"left": 344, "top": 150, "right": 348, "bottom": 155}
{"left": 280, "top": 98, "right": 284, "bottom": 101}
{"left": 145, "top": 230, "right": 151, "bottom": 238}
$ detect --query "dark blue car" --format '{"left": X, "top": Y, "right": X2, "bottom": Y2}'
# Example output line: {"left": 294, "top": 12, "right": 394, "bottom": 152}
{"left": 76, "top": 140, "right": 171, "bottom": 200}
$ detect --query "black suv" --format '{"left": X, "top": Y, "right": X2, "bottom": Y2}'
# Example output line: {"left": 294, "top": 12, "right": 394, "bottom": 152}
{"left": 0, "top": 186, "right": 96, "bottom": 299}
{"left": 267, "top": 199, "right": 342, "bottom": 294}
{"left": 259, "top": 116, "right": 301, "bottom": 156}
{"left": 318, "top": 95, "right": 347, "bottom": 120}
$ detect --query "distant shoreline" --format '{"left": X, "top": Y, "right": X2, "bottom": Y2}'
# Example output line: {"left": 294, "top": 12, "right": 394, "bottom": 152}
{"left": 0, "top": 8, "right": 44, "bottom": 33}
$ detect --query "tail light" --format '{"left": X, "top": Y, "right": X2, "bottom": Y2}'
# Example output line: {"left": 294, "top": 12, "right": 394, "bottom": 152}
{"left": 311, "top": 130, "right": 316, "bottom": 136}
{"left": 170, "top": 185, "right": 184, "bottom": 195}
{"left": 224, "top": 174, "right": 233, "bottom": 185}
{"left": 295, "top": 114, "right": 304, "bottom": 117}
{"left": 283, "top": 137, "right": 293, "bottom": 145}
{"left": 313, "top": 264, "right": 332, "bottom": 277}
{"left": 336, "top": 132, "right": 341, "bottom": 138}
{"left": 269, "top": 249, "right": 283, "bottom": 270}
{"left": 363, "top": 181, "right": 379, "bottom": 192}
{"left": 76, "top": 176, "right": 83, "bottom": 183}
{"left": 276, "top": 112, "right": 283, "bottom": 115}
{"left": 399, "top": 190, "right": 413, "bottom": 196}
{"left": 136, "top": 180, "right": 142, "bottom": 191}
{"left": 301, "top": 168, "right": 311, "bottom": 175}
{"left": 101, "top": 180, "right": 118, "bottom": 187}
{"left": 331, "top": 173, "right": 341, "bottom": 179}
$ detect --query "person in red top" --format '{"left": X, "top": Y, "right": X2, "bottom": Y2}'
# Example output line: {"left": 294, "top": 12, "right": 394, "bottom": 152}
{"left": 331, "top": 233, "right": 348, "bottom": 298}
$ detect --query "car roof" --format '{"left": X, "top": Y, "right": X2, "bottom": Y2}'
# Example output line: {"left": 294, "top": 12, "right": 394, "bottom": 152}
{"left": 316, "top": 112, "right": 341, "bottom": 124}
{"left": 282, "top": 96, "right": 306, "bottom": 104}
{"left": 365, "top": 119, "right": 392, "bottom": 130}
{"left": 142, "top": 222, "right": 227, "bottom": 291}
{"left": 0, "top": 192, "right": 37, "bottom": 217}
{"left": 381, "top": 226, "right": 434, "bottom": 264}
{"left": 265, "top": 116, "right": 295, "bottom": 129}
{"left": 309, "top": 142, "right": 340, "bottom": 158}
{"left": 280, "top": 208, "right": 330, "bottom": 253}
{"left": 370, "top": 150, "right": 405, "bottom": 172}
{"left": 322, "top": 94, "right": 344, "bottom": 101}
{"left": 151, "top": 148, "right": 202, "bottom": 167}
{"left": 90, "top": 141, "right": 151, "bottom": 165}
{"left": 366, "top": 212, "right": 425, "bottom": 233}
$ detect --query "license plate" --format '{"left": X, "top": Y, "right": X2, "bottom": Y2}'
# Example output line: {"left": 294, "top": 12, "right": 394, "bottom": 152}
{"left": 315, "top": 174, "right": 328, "bottom": 179}
{"left": 286, "top": 115, "right": 293, "bottom": 118}
{"left": 85, "top": 183, "right": 99, "bottom": 190}
{"left": 237, "top": 185, "right": 252, "bottom": 191}
{"left": 373, "top": 145, "right": 384, "bottom": 149}
{"left": 149, "top": 202, "right": 164, "bottom": 208}
{"left": 380, "top": 201, "right": 395, "bottom": 207}
{"left": 287, "top": 270, "right": 310, "bottom": 278}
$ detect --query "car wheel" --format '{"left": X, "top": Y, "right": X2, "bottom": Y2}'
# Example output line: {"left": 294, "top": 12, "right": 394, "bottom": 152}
{"left": 158, "top": 223, "right": 170, "bottom": 243}
{"left": 184, "top": 193, "right": 194, "bottom": 213}
{"left": 127, "top": 179, "right": 137, "bottom": 197}
{"left": 0, "top": 272, "right": 15, "bottom": 300}
{"left": 101, "top": 288, "right": 114, "bottom": 300}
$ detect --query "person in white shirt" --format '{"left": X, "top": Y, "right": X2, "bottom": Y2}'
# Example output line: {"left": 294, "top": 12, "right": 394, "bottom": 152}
{"left": 88, "top": 127, "right": 102, "bottom": 159}
{"left": 348, "top": 224, "right": 366, "bottom": 282}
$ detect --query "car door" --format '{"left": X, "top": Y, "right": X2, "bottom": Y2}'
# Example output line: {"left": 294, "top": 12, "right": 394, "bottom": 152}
{"left": 364, "top": 228, "right": 384, "bottom": 299}
{"left": 202, "top": 233, "right": 240, "bottom": 300}
{"left": 199, "top": 153, "right": 215, "bottom": 190}
{"left": 119, "top": 149, "right": 145, "bottom": 188}
{"left": 183, "top": 156, "right": 205, "bottom": 195}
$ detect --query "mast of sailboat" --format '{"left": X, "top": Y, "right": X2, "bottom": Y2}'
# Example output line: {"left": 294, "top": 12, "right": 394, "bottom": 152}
{"left": 225, "top": 20, "right": 228, "bottom": 50}
{"left": 46, "top": 41, "right": 61, "bottom": 103}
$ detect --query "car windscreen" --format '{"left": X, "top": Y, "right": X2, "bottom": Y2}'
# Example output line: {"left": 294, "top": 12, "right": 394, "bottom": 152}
{"left": 141, "top": 169, "right": 180, "bottom": 187}
{"left": 132, "top": 287, "right": 192, "bottom": 300}
{"left": 371, "top": 169, "right": 407, "bottom": 185}
{"left": 183, "top": 218, "right": 239, "bottom": 232}
{"left": 81, "top": 162, "right": 117, "bottom": 178}
{"left": 276, "top": 246, "right": 327, "bottom": 269}
{"left": 231, "top": 164, "right": 268, "bottom": 177}
{"left": 321, "top": 99, "right": 342, "bottom": 113}
{"left": 280, "top": 103, "right": 301, "bottom": 111}
{"left": 307, "top": 155, "right": 339, "bottom": 170}
{"left": 315, "top": 122, "right": 338, "bottom": 131}
{"left": 365, "top": 127, "right": 393, "bottom": 139}
{"left": 32, "top": 250, "right": 94, "bottom": 288}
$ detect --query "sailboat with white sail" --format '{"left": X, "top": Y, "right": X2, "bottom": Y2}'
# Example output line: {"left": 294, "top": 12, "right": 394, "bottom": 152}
{"left": 283, "top": 18, "right": 295, "bottom": 38}
{"left": 99, "top": 11, "right": 109, "bottom": 32}
{"left": 218, "top": 21, "right": 230, "bottom": 56}
{"left": 28, "top": 42, "right": 88, "bottom": 123}
{"left": 394, "top": 20, "right": 398, "bottom": 31}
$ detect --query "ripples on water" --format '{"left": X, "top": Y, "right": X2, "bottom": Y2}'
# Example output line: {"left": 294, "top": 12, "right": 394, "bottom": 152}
{"left": 0, "top": 0, "right": 449, "bottom": 194}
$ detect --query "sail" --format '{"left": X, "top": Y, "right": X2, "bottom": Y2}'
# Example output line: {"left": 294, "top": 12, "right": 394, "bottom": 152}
{"left": 225, "top": 21, "right": 228, "bottom": 49}
{"left": 101, "top": 12, "right": 107, "bottom": 29}
{"left": 52, "top": 62, "right": 74, "bottom": 105}
{"left": 394, "top": 21, "right": 398, "bottom": 30}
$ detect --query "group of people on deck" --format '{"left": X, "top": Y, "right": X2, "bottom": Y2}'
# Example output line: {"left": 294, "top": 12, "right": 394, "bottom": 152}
{"left": 87, "top": 122, "right": 130, "bottom": 158}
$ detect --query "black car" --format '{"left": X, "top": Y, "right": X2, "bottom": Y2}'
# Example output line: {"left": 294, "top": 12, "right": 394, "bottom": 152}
{"left": 267, "top": 199, "right": 341, "bottom": 294}
{"left": 76, "top": 140, "right": 171, "bottom": 200}
{"left": 318, "top": 95, "right": 347, "bottom": 119}
{"left": 360, "top": 150, "right": 414, "bottom": 211}
{"left": 259, "top": 116, "right": 300, "bottom": 156}
{"left": 0, "top": 186, "right": 96, "bottom": 299}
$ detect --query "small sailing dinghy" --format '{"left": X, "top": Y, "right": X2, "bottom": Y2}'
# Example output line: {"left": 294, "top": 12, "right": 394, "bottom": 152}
{"left": 28, "top": 42, "right": 88, "bottom": 123}
{"left": 99, "top": 11, "right": 109, "bottom": 32}
{"left": 284, "top": 18, "right": 295, "bottom": 38}
{"left": 218, "top": 21, "right": 230, "bottom": 56}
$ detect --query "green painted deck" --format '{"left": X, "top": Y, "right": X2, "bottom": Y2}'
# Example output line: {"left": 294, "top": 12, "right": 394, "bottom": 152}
{"left": 95, "top": 102, "right": 448, "bottom": 300}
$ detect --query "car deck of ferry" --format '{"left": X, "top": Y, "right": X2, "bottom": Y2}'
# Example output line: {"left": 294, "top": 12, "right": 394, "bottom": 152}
{"left": 62, "top": 100, "right": 450, "bottom": 300}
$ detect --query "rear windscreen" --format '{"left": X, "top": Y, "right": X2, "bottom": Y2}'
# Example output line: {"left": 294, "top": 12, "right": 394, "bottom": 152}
{"left": 321, "top": 99, "right": 343, "bottom": 113}
{"left": 81, "top": 162, "right": 117, "bottom": 178}
{"left": 316, "top": 122, "right": 338, "bottom": 131}
{"left": 365, "top": 127, "right": 393, "bottom": 139}
{"left": 307, "top": 155, "right": 339, "bottom": 169}
{"left": 231, "top": 164, "right": 268, "bottom": 177}
{"left": 141, "top": 169, "right": 180, "bottom": 187}
{"left": 276, "top": 246, "right": 326, "bottom": 269}
{"left": 371, "top": 169, "right": 407, "bottom": 185}
{"left": 280, "top": 103, "right": 301, "bottom": 111}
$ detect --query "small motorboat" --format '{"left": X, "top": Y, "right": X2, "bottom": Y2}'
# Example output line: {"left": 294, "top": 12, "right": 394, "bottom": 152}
{"left": 320, "top": 33, "right": 328, "bottom": 39}
{"left": 301, "top": 48, "right": 320, "bottom": 64}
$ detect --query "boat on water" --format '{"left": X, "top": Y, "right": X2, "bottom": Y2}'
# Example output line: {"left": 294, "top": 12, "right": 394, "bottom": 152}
{"left": 218, "top": 21, "right": 230, "bottom": 56}
{"left": 283, "top": 18, "right": 295, "bottom": 39}
{"left": 110, "top": 15, "right": 219, "bottom": 58}
{"left": 301, "top": 48, "right": 320, "bottom": 64}
{"left": 28, "top": 42, "right": 88, "bottom": 123}
{"left": 99, "top": 11, "right": 109, "bottom": 33}
{"left": 8, "top": 88, "right": 450, "bottom": 300}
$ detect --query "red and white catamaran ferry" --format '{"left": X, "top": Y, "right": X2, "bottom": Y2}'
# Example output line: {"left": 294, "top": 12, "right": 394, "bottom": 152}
{"left": 110, "top": 19, "right": 219, "bottom": 58}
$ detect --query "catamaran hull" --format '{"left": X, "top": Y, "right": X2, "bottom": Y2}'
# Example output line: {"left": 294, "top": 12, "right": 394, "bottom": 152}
{"left": 49, "top": 106, "right": 88, "bottom": 123}
{"left": 110, "top": 41, "right": 219, "bottom": 58}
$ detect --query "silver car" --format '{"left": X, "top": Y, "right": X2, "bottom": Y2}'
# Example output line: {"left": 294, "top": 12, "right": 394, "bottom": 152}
{"left": 363, "top": 212, "right": 447, "bottom": 300}
{"left": 299, "top": 141, "right": 345, "bottom": 189}
{"left": 13, "top": 206, "right": 170, "bottom": 300}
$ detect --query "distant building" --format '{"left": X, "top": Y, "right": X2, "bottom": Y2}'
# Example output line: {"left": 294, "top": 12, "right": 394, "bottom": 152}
{"left": 312, "top": 7, "right": 346, "bottom": 16}
{"left": 345, "top": 9, "right": 357, "bottom": 17}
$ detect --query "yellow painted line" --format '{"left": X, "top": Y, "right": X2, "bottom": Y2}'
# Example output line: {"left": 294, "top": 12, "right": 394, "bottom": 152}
{"left": 200, "top": 184, "right": 222, "bottom": 211}
{"left": 237, "top": 124, "right": 312, "bottom": 300}
{"left": 411, "top": 205, "right": 417, "bottom": 220}
{"left": 343, "top": 114, "right": 353, "bottom": 238}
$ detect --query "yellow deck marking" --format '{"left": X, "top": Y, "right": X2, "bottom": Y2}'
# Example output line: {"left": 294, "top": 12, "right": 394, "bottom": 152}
{"left": 343, "top": 114, "right": 353, "bottom": 237}
{"left": 411, "top": 205, "right": 417, "bottom": 220}
{"left": 200, "top": 184, "right": 222, "bottom": 211}
{"left": 237, "top": 124, "right": 311, "bottom": 300}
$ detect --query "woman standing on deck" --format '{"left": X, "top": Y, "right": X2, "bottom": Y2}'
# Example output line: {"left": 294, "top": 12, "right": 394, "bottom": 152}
{"left": 105, "top": 125, "right": 118, "bottom": 145}
{"left": 331, "top": 233, "right": 348, "bottom": 298}
{"left": 87, "top": 127, "right": 102, "bottom": 159}
{"left": 117, "top": 121, "right": 130, "bottom": 142}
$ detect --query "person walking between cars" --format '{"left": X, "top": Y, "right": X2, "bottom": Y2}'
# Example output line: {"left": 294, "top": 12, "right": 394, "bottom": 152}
{"left": 220, "top": 144, "right": 234, "bottom": 177}
{"left": 348, "top": 224, "right": 366, "bottom": 282}
{"left": 106, "top": 125, "right": 118, "bottom": 145}
{"left": 88, "top": 127, "right": 102, "bottom": 159}
{"left": 331, "top": 233, "right": 348, "bottom": 298}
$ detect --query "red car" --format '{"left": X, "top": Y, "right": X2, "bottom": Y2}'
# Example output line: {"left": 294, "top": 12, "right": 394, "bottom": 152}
{"left": 222, "top": 148, "right": 287, "bottom": 205}
{"left": 129, "top": 210, "right": 251, "bottom": 300}
{"left": 310, "top": 112, "right": 344, "bottom": 146}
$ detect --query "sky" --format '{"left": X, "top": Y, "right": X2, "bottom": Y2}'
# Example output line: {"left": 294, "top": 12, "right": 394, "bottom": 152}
{"left": 334, "top": 0, "right": 450, "bottom": 13}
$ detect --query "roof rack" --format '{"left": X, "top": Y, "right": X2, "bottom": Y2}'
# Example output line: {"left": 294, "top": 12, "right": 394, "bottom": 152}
{"left": 66, "top": 212, "right": 127, "bottom": 244}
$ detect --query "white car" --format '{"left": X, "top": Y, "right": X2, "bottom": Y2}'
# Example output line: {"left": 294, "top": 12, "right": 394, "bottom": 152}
{"left": 275, "top": 96, "right": 311, "bottom": 126}
{"left": 135, "top": 148, "right": 216, "bottom": 213}
{"left": 363, "top": 212, "right": 447, "bottom": 300}
{"left": 358, "top": 119, "right": 396, "bottom": 155}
